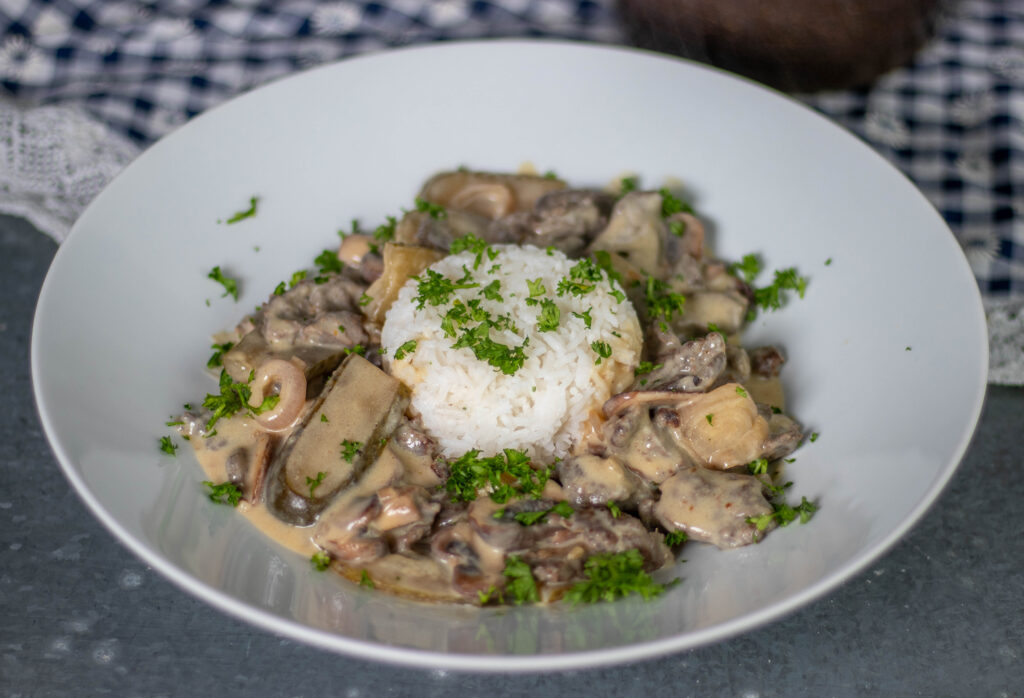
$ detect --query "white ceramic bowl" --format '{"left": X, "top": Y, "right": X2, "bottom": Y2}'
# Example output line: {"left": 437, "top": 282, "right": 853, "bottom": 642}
{"left": 31, "top": 40, "right": 987, "bottom": 672}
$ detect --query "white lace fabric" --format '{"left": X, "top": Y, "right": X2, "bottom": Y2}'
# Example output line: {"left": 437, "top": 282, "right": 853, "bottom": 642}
{"left": 0, "top": 102, "right": 139, "bottom": 241}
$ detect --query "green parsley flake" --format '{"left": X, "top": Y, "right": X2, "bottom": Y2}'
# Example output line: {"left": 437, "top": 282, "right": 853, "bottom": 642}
{"left": 513, "top": 501, "right": 573, "bottom": 526}
{"left": 340, "top": 440, "right": 363, "bottom": 463}
{"left": 809, "top": 432, "right": 819, "bottom": 442}
{"left": 445, "top": 448, "right": 549, "bottom": 504}
{"left": 320, "top": 414, "right": 329, "bottom": 423}
{"left": 414, "top": 269, "right": 479, "bottom": 309}
{"left": 314, "top": 249, "right": 344, "bottom": 275}
{"left": 735, "top": 385, "right": 748, "bottom": 398}
{"left": 359, "top": 570, "right": 375, "bottom": 588}
{"left": 311, "top": 551, "right": 331, "bottom": 571}
{"left": 619, "top": 176, "right": 638, "bottom": 196}
{"left": 663, "top": 530, "right": 688, "bottom": 547}
{"left": 225, "top": 196, "right": 259, "bottom": 224}
{"left": 203, "top": 481, "right": 242, "bottom": 507}
{"left": 393, "top": 340, "right": 418, "bottom": 360}
{"left": 289, "top": 270, "right": 307, "bottom": 288}
{"left": 306, "top": 471, "right": 327, "bottom": 497}
{"left": 207, "top": 266, "right": 239, "bottom": 301}
{"left": 706, "top": 413, "right": 714, "bottom": 425}
{"left": 414, "top": 196, "right": 447, "bottom": 219}
{"left": 634, "top": 361, "right": 662, "bottom": 376}
{"left": 159, "top": 436, "right": 177, "bottom": 456}
{"left": 557, "top": 258, "right": 604, "bottom": 297}
{"left": 502, "top": 555, "right": 539, "bottom": 605}
{"left": 572, "top": 307, "right": 593, "bottom": 328}
{"left": 564, "top": 550, "right": 670, "bottom": 604}
{"left": 343, "top": 344, "right": 366, "bottom": 357}
{"left": 536, "top": 299, "right": 561, "bottom": 332}
{"left": 606, "top": 500, "right": 622, "bottom": 518}
{"left": 731, "top": 253, "right": 762, "bottom": 284}
{"left": 748, "top": 497, "right": 818, "bottom": 532}
{"left": 669, "top": 219, "right": 687, "bottom": 237}
{"left": 373, "top": 216, "right": 397, "bottom": 244}
{"left": 643, "top": 276, "right": 686, "bottom": 324}
{"left": 450, "top": 233, "right": 495, "bottom": 270}
{"left": 658, "top": 188, "right": 693, "bottom": 217}
{"left": 591, "top": 340, "right": 612, "bottom": 365}
{"left": 273, "top": 281, "right": 286, "bottom": 295}
{"left": 358, "top": 292, "right": 372, "bottom": 307}
{"left": 480, "top": 279, "right": 503, "bottom": 302}
{"left": 747, "top": 458, "right": 769, "bottom": 475}
{"left": 206, "top": 341, "right": 235, "bottom": 369}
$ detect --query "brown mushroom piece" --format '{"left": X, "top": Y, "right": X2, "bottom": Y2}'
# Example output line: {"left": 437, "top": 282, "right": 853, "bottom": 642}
{"left": 263, "top": 354, "right": 409, "bottom": 525}
{"left": 641, "top": 329, "right": 728, "bottom": 392}
{"left": 601, "top": 402, "right": 689, "bottom": 484}
{"left": 587, "top": 191, "right": 665, "bottom": 275}
{"left": 222, "top": 275, "right": 370, "bottom": 384}
{"left": 673, "top": 263, "right": 752, "bottom": 336}
{"left": 361, "top": 242, "right": 446, "bottom": 325}
{"left": 487, "top": 189, "right": 616, "bottom": 256}
{"left": 556, "top": 454, "right": 646, "bottom": 509}
{"left": 653, "top": 465, "right": 775, "bottom": 549}
{"left": 419, "top": 170, "right": 566, "bottom": 220}
{"left": 393, "top": 208, "right": 494, "bottom": 251}
{"left": 650, "top": 382, "right": 772, "bottom": 470}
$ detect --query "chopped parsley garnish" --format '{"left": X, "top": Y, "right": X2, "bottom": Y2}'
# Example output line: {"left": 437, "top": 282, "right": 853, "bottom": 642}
{"left": 203, "top": 481, "right": 242, "bottom": 507}
{"left": 306, "top": 471, "right": 327, "bottom": 497}
{"left": 747, "top": 458, "right": 769, "bottom": 475}
{"left": 730, "top": 253, "right": 762, "bottom": 284}
{"left": 343, "top": 344, "right": 366, "bottom": 357}
{"left": 393, "top": 340, "right": 418, "bottom": 360}
{"left": 340, "top": 440, "right": 363, "bottom": 463}
{"left": 825, "top": 257, "right": 833, "bottom": 266}
{"left": 414, "top": 196, "right": 447, "bottom": 219}
{"left": 289, "top": 270, "right": 307, "bottom": 288}
{"left": 159, "top": 436, "right": 177, "bottom": 456}
{"left": 748, "top": 497, "right": 818, "bottom": 532}
{"left": 753, "top": 267, "right": 809, "bottom": 312}
{"left": 480, "top": 279, "right": 503, "bottom": 302}
{"left": 359, "top": 570, "right": 375, "bottom": 588}
{"left": 445, "top": 448, "right": 550, "bottom": 504}
{"left": 273, "top": 281, "right": 286, "bottom": 295}
{"left": 669, "top": 219, "right": 687, "bottom": 237}
{"left": 358, "top": 292, "right": 372, "bottom": 307}
{"left": 564, "top": 550, "right": 670, "bottom": 604}
{"left": 572, "top": 308, "right": 593, "bottom": 328}
{"left": 591, "top": 340, "right": 612, "bottom": 365}
{"left": 705, "top": 413, "right": 714, "bottom": 425}
{"left": 314, "top": 249, "right": 343, "bottom": 275}
{"left": 557, "top": 258, "right": 604, "bottom": 297}
{"left": 201, "top": 370, "right": 270, "bottom": 431}
{"left": 502, "top": 555, "right": 539, "bottom": 605}
{"left": 513, "top": 501, "right": 573, "bottom": 526}
{"left": 311, "top": 551, "right": 331, "bottom": 571}
{"left": 634, "top": 361, "right": 662, "bottom": 377}
{"left": 450, "top": 233, "right": 495, "bottom": 270}
{"left": 735, "top": 385, "right": 748, "bottom": 398}
{"left": 206, "top": 341, "right": 235, "bottom": 369}
{"left": 225, "top": 196, "right": 258, "bottom": 224}
{"left": 320, "top": 414, "right": 329, "bottom": 423}
{"left": 414, "top": 269, "right": 479, "bottom": 309}
{"left": 207, "top": 266, "right": 239, "bottom": 301}
{"left": 643, "top": 276, "right": 686, "bottom": 325}
{"left": 536, "top": 299, "right": 560, "bottom": 332}
{"left": 525, "top": 278, "right": 547, "bottom": 304}
{"left": 373, "top": 216, "right": 397, "bottom": 244}
{"left": 606, "top": 500, "right": 622, "bottom": 518}
{"left": 659, "top": 188, "right": 693, "bottom": 217}
{"left": 809, "top": 432, "right": 819, "bottom": 442}
{"left": 663, "top": 530, "right": 688, "bottom": 547}
{"left": 451, "top": 323, "right": 528, "bottom": 375}
{"left": 543, "top": 170, "right": 559, "bottom": 180}
{"left": 619, "top": 176, "right": 638, "bottom": 196}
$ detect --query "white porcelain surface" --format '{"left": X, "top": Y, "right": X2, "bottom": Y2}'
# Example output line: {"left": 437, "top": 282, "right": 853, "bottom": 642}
{"left": 31, "top": 41, "right": 987, "bottom": 671}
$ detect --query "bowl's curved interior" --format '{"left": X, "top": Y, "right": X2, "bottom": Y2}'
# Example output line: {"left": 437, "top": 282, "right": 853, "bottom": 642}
{"left": 31, "top": 41, "right": 987, "bottom": 671}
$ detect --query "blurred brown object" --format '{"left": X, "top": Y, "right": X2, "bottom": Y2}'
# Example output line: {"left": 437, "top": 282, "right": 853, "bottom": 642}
{"left": 618, "top": 0, "right": 942, "bottom": 92}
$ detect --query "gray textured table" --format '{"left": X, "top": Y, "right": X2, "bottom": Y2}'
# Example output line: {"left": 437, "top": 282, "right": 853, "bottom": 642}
{"left": 3, "top": 213, "right": 1021, "bottom": 697}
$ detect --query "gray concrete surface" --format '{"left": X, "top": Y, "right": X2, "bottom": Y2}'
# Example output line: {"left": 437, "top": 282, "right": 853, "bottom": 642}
{"left": 2, "top": 214, "right": 1021, "bottom": 697}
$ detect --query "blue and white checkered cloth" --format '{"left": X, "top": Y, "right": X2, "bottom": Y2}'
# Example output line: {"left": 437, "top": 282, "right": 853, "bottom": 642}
{"left": 1, "top": 0, "right": 1021, "bottom": 380}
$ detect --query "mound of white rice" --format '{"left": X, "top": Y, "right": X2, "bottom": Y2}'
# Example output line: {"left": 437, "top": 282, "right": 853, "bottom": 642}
{"left": 381, "top": 244, "right": 641, "bottom": 462}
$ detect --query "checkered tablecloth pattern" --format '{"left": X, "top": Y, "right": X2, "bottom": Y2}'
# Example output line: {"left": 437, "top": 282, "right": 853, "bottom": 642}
{"left": 2, "top": 0, "right": 1022, "bottom": 379}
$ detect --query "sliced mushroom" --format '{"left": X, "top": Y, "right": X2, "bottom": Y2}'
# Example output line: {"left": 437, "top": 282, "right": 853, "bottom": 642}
{"left": 641, "top": 329, "right": 727, "bottom": 392}
{"left": 557, "top": 454, "right": 645, "bottom": 508}
{"left": 651, "top": 382, "right": 770, "bottom": 469}
{"left": 263, "top": 354, "right": 409, "bottom": 525}
{"left": 247, "top": 358, "right": 307, "bottom": 433}
{"left": 602, "top": 403, "right": 689, "bottom": 484}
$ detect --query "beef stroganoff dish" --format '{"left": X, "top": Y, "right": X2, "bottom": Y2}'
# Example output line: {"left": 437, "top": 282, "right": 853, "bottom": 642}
{"left": 168, "top": 169, "right": 816, "bottom": 606}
